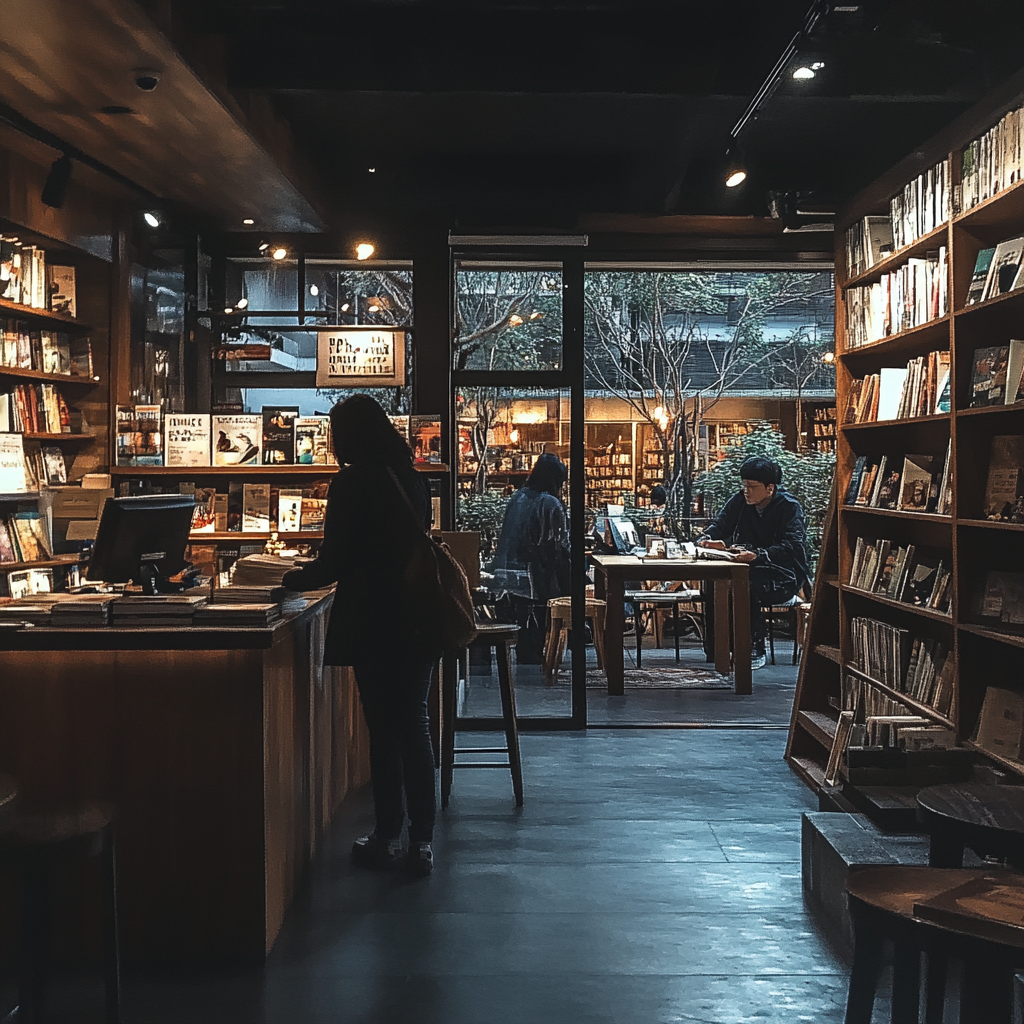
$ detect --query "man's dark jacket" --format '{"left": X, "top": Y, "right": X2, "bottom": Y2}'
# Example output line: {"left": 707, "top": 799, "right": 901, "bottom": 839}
{"left": 282, "top": 461, "right": 430, "bottom": 665}
{"left": 704, "top": 487, "right": 810, "bottom": 592}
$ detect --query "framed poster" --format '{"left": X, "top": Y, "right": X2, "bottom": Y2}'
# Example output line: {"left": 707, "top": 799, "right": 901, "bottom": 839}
{"left": 316, "top": 327, "right": 406, "bottom": 387}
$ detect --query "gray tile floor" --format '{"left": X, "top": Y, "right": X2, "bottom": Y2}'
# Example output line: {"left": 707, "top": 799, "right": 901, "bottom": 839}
{"left": 28, "top": 728, "right": 865, "bottom": 1023}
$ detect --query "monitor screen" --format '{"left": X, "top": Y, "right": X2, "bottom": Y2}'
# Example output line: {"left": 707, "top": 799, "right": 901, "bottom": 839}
{"left": 86, "top": 494, "right": 195, "bottom": 584}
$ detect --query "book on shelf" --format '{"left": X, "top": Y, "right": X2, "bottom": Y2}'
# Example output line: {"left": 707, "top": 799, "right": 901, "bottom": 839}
{"left": 848, "top": 539, "right": 952, "bottom": 613}
{"left": 278, "top": 491, "right": 302, "bottom": 533}
{"left": 915, "top": 876, "right": 1024, "bottom": 946}
{"left": 974, "top": 687, "right": 1024, "bottom": 762}
{"left": 1, "top": 383, "right": 72, "bottom": 434}
{"left": 164, "top": 414, "right": 212, "bottom": 468}
{"left": 262, "top": 407, "right": 298, "bottom": 465}
{"left": 189, "top": 486, "right": 217, "bottom": 534}
{"left": 4, "top": 509, "right": 52, "bottom": 562}
{"left": 0, "top": 432, "right": 27, "bottom": 492}
{"left": 242, "top": 483, "right": 271, "bottom": 532}
{"left": 981, "top": 236, "right": 1024, "bottom": 302}
{"left": 134, "top": 405, "right": 163, "bottom": 466}
{"left": 411, "top": 416, "right": 443, "bottom": 464}
{"left": 966, "top": 247, "right": 996, "bottom": 306}
{"left": 970, "top": 345, "right": 1012, "bottom": 406}
{"left": 850, "top": 615, "right": 912, "bottom": 691}
{"left": 959, "top": 103, "right": 1024, "bottom": 212}
{"left": 294, "top": 415, "right": 335, "bottom": 465}
{"left": 847, "top": 351, "right": 950, "bottom": 423}
{"left": 877, "top": 367, "right": 908, "bottom": 420}
{"left": 7, "top": 566, "right": 54, "bottom": 598}
{"left": 845, "top": 215, "right": 894, "bottom": 279}
{"left": 389, "top": 415, "right": 410, "bottom": 442}
{"left": 46, "top": 265, "right": 75, "bottom": 318}
{"left": 897, "top": 453, "right": 942, "bottom": 512}
{"left": 971, "top": 571, "right": 1024, "bottom": 626}
{"left": 299, "top": 496, "right": 327, "bottom": 532}
{"left": 212, "top": 414, "right": 262, "bottom": 466}
{"left": 984, "top": 435, "right": 1024, "bottom": 519}
{"left": 890, "top": 159, "right": 950, "bottom": 250}
{"left": 40, "top": 447, "right": 66, "bottom": 485}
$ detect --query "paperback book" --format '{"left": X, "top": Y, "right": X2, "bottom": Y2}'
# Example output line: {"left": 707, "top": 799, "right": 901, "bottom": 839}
{"left": 165, "top": 414, "right": 211, "bottom": 468}
{"left": 242, "top": 483, "right": 271, "bottom": 532}
{"left": 262, "top": 407, "right": 298, "bottom": 465}
{"left": 212, "top": 414, "right": 262, "bottom": 466}
{"left": 984, "top": 435, "right": 1024, "bottom": 520}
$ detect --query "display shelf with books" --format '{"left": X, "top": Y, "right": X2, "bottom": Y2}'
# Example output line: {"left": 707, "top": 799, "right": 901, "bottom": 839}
{"left": 801, "top": 402, "right": 837, "bottom": 454}
{"left": 0, "top": 297, "right": 87, "bottom": 330}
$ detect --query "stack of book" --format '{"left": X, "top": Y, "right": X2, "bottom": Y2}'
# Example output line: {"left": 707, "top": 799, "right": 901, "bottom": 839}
{"left": 959, "top": 105, "right": 1024, "bottom": 213}
{"left": 844, "top": 447, "right": 952, "bottom": 516}
{"left": 0, "top": 509, "right": 52, "bottom": 563}
{"left": 845, "top": 247, "right": 948, "bottom": 348}
{"left": 0, "top": 599, "right": 55, "bottom": 625}
{"left": 213, "top": 584, "right": 287, "bottom": 604}
{"left": 848, "top": 539, "right": 953, "bottom": 614}
{"left": 229, "top": 555, "right": 301, "bottom": 588}
{"left": 51, "top": 596, "right": 115, "bottom": 627}
{"left": 194, "top": 602, "right": 282, "bottom": 627}
{"left": 845, "top": 351, "right": 950, "bottom": 423}
{"left": 111, "top": 593, "right": 209, "bottom": 628}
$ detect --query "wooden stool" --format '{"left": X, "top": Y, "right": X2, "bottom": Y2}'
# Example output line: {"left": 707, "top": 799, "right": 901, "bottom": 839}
{"left": 0, "top": 801, "right": 120, "bottom": 1024}
{"left": 543, "top": 597, "right": 606, "bottom": 677}
{"left": 442, "top": 623, "right": 523, "bottom": 808}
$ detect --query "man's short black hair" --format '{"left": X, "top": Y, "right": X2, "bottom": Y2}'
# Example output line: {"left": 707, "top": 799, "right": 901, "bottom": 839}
{"left": 739, "top": 456, "right": 782, "bottom": 487}
{"left": 650, "top": 485, "right": 668, "bottom": 506}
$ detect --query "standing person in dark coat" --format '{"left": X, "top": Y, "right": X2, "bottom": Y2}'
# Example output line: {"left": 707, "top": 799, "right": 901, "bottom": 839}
{"left": 282, "top": 395, "right": 438, "bottom": 876}
{"left": 698, "top": 456, "right": 809, "bottom": 670}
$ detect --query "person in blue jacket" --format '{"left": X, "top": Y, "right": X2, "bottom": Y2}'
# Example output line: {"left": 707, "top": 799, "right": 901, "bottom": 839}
{"left": 699, "top": 456, "right": 809, "bottom": 670}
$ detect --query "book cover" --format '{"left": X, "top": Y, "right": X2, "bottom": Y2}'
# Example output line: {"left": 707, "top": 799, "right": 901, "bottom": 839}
{"left": 164, "top": 414, "right": 211, "bottom": 468}
{"left": 213, "top": 493, "right": 228, "bottom": 532}
{"left": 299, "top": 497, "right": 327, "bottom": 532}
{"left": 411, "top": 416, "right": 442, "bottom": 464}
{"left": 863, "top": 215, "right": 893, "bottom": 266}
{"left": 190, "top": 487, "right": 218, "bottom": 534}
{"left": 389, "top": 415, "right": 410, "bottom": 442}
{"left": 975, "top": 687, "right": 1024, "bottom": 759}
{"left": 0, "top": 519, "right": 15, "bottom": 563}
{"left": 115, "top": 405, "right": 136, "bottom": 466}
{"left": 227, "top": 480, "right": 244, "bottom": 532}
{"left": 845, "top": 456, "right": 867, "bottom": 505}
{"left": 294, "top": 416, "right": 330, "bottom": 465}
{"left": 69, "top": 337, "right": 92, "bottom": 378}
{"left": 983, "top": 236, "right": 1024, "bottom": 302}
{"left": 877, "top": 367, "right": 908, "bottom": 421}
{"left": 1006, "top": 340, "right": 1024, "bottom": 405}
{"left": 261, "top": 407, "right": 298, "bottom": 465}
{"left": 242, "top": 483, "right": 271, "bottom": 532}
{"left": 854, "top": 460, "right": 879, "bottom": 506}
{"left": 875, "top": 460, "right": 903, "bottom": 510}
{"left": 46, "top": 265, "right": 76, "bottom": 317}
{"left": 966, "top": 247, "right": 995, "bottom": 305}
{"left": 212, "top": 414, "right": 261, "bottom": 466}
{"left": 277, "top": 490, "right": 302, "bottom": 533}
{"left": 10, "top": 510, "right": 51, "bottom": 561}
{"left": 973, "top": 571, "right": 1024, "bottom": 625}
{"left": 971, "top": 345, "right": 1010, "bottom": 406}
{"left": 984, "top": 435, "right": 1024, "bottom": 519}
{"left": 898, "top": 455, "right": 938, "bottom": 512}
{"left": 40, "top": 447, "right": 66, "bottom": 485}
{"left": 134, "top": 405, "right": 163, "bottom": 466}
{"left": 0, "top": 432, "right": 27, "bottom": 492}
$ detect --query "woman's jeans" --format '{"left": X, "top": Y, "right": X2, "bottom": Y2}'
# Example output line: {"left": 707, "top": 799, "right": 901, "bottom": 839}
{"left": 352, "top": 654, "right": 437, "bottom": 844}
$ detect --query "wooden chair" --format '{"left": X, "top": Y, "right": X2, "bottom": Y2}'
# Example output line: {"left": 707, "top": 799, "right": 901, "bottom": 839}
{"left": 763, "top": 583, "right": 812, "bottom": 665}
{"left": 0, "top": 787, "right": 121, "bottom": 1024}
{"left": 624, "top": 582, "right": 702, "bottom": 668}
{"left": 542, "top": 597, "right": 606, "bottom": 678}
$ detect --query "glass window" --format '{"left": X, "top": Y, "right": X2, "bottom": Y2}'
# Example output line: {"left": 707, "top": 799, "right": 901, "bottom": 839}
{"left": 130, "top": 257, "right": 186, "bottom": 410}
{"left": 304, "top": 262, "right": 413, "bottom": 327}
{"left": 225, "top": 257, "right": 298, "bottom": 311}
{"left": 453, "top": 262, "right": 562, "bottom": 371}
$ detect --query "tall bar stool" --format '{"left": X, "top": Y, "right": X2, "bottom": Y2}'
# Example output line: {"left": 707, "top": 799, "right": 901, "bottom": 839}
{"left": 543, "top": 597, "right": 606, "bottom": 677}
{"left": 0, "top": 792, "right": 121, "bottom": 1024}
{"left": 442, "top": 623, "right": 523, "bottom": 808}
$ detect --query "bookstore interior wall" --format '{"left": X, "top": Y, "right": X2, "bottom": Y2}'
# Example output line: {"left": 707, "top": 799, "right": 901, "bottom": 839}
{"left": 788, "top": 88, "right": 1024, "bottom": 797}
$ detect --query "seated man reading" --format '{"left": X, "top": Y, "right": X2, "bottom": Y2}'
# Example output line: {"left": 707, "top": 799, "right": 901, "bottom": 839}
{"left": 699, "top": 456, "right": 809, "bottom": 670}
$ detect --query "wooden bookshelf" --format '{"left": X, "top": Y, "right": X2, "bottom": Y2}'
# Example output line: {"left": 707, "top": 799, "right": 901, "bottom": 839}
{"left": 110, "top": 463, "right": 448, "bottom": 476}
{"left": 0, "top": 366, "right": 100, "bottom": 385}
{"left": 188, "top": 532, "right": 324, "bottom": 542}
{"left": 0, "top": 553, "right": 82, "bottom": 573}
{"left": 786, "top": 86, "right": 1024, "bottom": 791}
{"left": 0, "top": 296, "right": 88, "bottom": 329}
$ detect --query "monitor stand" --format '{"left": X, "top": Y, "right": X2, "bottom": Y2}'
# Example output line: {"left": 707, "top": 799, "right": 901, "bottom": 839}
{"left": 137, "top": 554, "right": 198, "bottom": 595}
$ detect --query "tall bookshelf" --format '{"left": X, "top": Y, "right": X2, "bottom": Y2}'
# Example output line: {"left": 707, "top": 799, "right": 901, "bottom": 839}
{"left": 788, "top": 81, "right": 1024, "bottom": 792}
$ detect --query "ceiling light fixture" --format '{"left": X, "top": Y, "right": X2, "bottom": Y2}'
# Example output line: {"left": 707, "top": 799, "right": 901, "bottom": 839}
{"left": 368, "top": 167, "right": 376, "bottom": 174}
{"left": 242, "top": 218, "right": 255, "bottom": 226}
{"left": 258, "top": 242, "right": 269, "bottom": 251}
{"left": 355, "top": 243, "right": 375, "bottom": 260}
{"left": 367, "top": 303, "right": 380, "bottom": 313}
{"left": 340, "top": 303, "right": 350, "bottom": 312}
{"left": 272, "top": 247, "right": 288, "bottom": 260}
{"left": 236, "top": 298, "right": 248, "bottom": 309}
{"left": 822, "top": 350, "right": 835, "bottom": 363}
{"left": 309, "top": 284, "right": 319, "bottom": 297}
{"left": 41, "top": 153, "right": 73, "bottom": 209}
{"left": 224, "top": 307, "right": 233, "bottom": 314}
{"left": 724, "top": 146, "right": 747, "bottom": 188}
{"left": 143, "top": 211, "right": 160, "bottom": 228}
{"left": 792, "top": 66, "right": 816, "bottom": 79}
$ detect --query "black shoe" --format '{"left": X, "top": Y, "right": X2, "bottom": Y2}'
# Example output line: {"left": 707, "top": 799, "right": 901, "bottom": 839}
{"left": 407, "top": 841, "right": 433, "bottom": 877}
{"left": 352, "top": 833, "right": 404, "bottom": 869}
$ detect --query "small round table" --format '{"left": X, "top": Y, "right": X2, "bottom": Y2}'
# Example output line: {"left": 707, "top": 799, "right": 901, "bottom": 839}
{"left": 846, "top": 866, "right": 1024, "bottom": 1024}
{"left": 917, "top": 783, "right": 1024, "bottom": 869}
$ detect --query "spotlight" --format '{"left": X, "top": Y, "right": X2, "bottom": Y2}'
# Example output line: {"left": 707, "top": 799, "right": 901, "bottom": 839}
{"left": 242, "top": 218, "right": 255, "bottom": 225}
{"left": 258, "top": 242, "right": 269, "bottom": 251}
{"left": 272, "top": 247, "right": 288, "bottom": 260}
{"left": 340, "top": 303, "right": 350, "bottom": 312}
{"left": 144, "top": 211, "right": 160, "bottom": 228}
{"left": 355, "top": 243, "right": 375, "bottom": 260}
{"left": 236, "top": 298, "right": 248, "bottom": 309}
{"left": 367, "top": 303, "right": 380, "bottom": 313}
{"left": 368, "top": 168, "right": 376, "bottom": 174}
{"left": 822, "top": 350, "right": 835, "bottom": 363}
{"left": 41, "top": 154, "right": 72, "bottom": 209}
{"left": 792, "top": 66, "right": 816, "bottom": 80}
{"left": 309, "top": 284, "right": 319, "bottom": 297}
{"left": 224, "top": 307, "right": 233, "bottom": 314}
{"left": 723, "top": 144, "right": 747, "bottom": 188}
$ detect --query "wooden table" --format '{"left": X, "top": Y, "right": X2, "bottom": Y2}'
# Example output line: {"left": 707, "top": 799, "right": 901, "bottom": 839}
{"left": 917, "top": 783, "right": 1024, "bottom": 869}
{"left": 590, "top": 554, "right": 751, "bottom": 696}
{"left": 846, "top": 866, "right": 1024, "bottom": 1024}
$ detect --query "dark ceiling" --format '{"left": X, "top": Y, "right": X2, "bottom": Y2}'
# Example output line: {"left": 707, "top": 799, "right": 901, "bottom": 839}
{"left": 174, "top": 0, "right": 1024, "bottom": 230}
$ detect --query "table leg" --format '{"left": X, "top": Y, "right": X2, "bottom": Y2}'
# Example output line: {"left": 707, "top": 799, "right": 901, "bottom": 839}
{"left": 713, "top": 580, "right": 730, "bottom": 677}
{"left": 891, "top": 943, "right": 920, "bottom": 1024}
{"left": 844, "top": 913, "right": 883, "bottom": 1024}
{"left": 605, "top": 574, "right": 625, "bottom": 696}
{"left": 731, "top": 567, "right": 752, "bottom": 696}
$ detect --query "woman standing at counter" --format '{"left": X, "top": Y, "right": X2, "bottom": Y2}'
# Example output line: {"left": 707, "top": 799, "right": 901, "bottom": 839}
{"left": 283, "top": 395, "right": 438, "bottom": 877}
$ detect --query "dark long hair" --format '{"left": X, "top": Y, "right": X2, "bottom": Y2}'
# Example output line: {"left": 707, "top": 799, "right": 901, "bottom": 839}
{"left": 526, "top": 452, "right": 568, "bottom": 495}
{"left": 330, "top": 395, "right": 413, "bottom": 468}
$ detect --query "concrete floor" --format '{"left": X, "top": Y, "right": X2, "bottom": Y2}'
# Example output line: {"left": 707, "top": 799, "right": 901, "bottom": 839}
{"left": 20, "top": 728, "right": 868, "bottom": 1024}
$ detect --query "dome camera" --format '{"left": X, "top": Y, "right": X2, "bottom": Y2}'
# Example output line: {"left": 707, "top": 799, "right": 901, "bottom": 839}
{"left": 132, "top": 68, "right": 161, "bottom": 92}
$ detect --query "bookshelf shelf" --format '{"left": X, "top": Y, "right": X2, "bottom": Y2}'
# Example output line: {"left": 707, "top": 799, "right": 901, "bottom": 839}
{"left": 956, "top": 403, "right": 1024, "bottom": 419}
{"left": 954, "top": 285, "right": 1024, "bottom": 320}
{"left": 840, "top": 584, "right": 953, "bottom": 623}
{"left": 814, "top": 643, "right": 843, "bottom": 664}
{"left": 1, "top": 553, "right": 82, "bottom": 572}
{"left": 843, "top": 663, "right": 955, "bottom": 729}
{"left": 188, "top": 532, "right": 324, "bottom": 542}
{"left": 0, "top": 367, "right": 100, "bottom": 386}
{"left": 958, "top": 623, "right": 1024, "bottom": 649}
{"left": 0, "top": 297, "right": 88, "bottom": 329}
{"left": 841, "top": 506, "right": 952, "bottom": 525}
{"left": 841, "top": 413, "right": 950, "bottom": 432}
{"left": 957, "top": 519, "right": 1024, "bottom": 532}
{"left": 797, "top": 709, "right": 839, "bottom": 747}
{"left": 20, "top": 433, "right": 93, "bottom": 442}
{"left": 110, "top": 464, "right": 448, "bottom": 476}
{"left": 839, "top": 317, "right": 950, "bottom": 365}
{"left": 963, "top": 740, "right": 1024, "bottom": 779}
{"left": 842, "top": 223, "right": 950, "bottom": 290}
{"left": 0, "top": 492, "right": 40, "bottom": 502}
{"left": 954, "top": 175, "right": 1024, "bottom": 229}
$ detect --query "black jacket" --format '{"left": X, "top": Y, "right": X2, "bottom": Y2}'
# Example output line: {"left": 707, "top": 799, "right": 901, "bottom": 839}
{"left": 282, "top": 460, "right": 430, "bottom": 665}
{"left": 704, "top": 488, "right": 810, "bottom": 592}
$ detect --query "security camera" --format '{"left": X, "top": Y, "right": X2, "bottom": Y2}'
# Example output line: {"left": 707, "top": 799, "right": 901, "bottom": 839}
{"left": 132, "top": 68, "right": 161, "bottom": 92}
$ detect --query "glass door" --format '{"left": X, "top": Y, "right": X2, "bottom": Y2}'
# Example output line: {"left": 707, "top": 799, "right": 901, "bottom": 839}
{"left": 450, "top": 255, "right": 586, "bottom": 727}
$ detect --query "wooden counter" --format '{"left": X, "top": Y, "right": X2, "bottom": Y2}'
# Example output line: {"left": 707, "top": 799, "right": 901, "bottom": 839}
{"left": 0, "top": 592, "right": 370, "bottom": 965}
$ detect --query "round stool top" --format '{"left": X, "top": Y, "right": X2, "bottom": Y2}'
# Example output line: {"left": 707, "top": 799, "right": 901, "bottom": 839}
{"left": 0, "top": 774, "right": 16, "bottom": 831}
{"left": 473, "top": 623, "right": 520, "bottom": 643}
{"left": 846, "top": 866, "right": 1024, "bottom": 948}
{"left": 917, "top": 783, "right": 1024, "bottom": 838}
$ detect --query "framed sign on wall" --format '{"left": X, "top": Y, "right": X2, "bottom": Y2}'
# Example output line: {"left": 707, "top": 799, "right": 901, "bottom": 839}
{"left": 315, "top": 327, "right": 406, "bottom": 387}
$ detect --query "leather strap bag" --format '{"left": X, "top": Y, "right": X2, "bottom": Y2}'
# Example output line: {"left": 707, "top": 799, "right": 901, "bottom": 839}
{"left": 387, "top": 468, "right": 478, "bottom": 651}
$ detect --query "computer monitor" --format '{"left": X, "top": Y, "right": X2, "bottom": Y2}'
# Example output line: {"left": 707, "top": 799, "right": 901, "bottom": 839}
{"left": 86, "top": 493, "right": 195, "bottom": 589}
